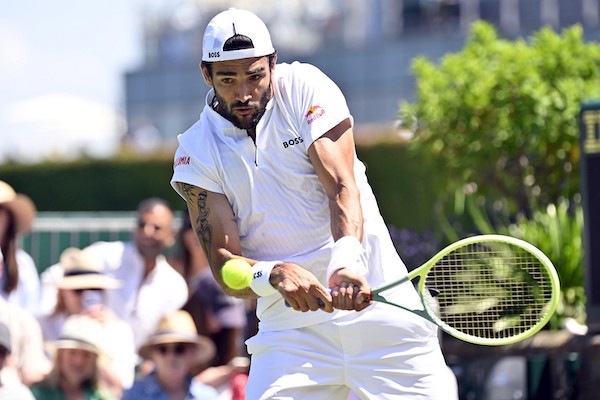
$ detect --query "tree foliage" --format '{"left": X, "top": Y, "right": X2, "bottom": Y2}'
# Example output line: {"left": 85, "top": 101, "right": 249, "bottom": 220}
{"left": 399, "top": 22, "right": 600, "bottom": 215}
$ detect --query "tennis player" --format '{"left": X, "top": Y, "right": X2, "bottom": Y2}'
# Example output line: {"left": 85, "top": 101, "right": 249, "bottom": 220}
{"left": 171, "top": 8, "right": 458, "bottom": 399}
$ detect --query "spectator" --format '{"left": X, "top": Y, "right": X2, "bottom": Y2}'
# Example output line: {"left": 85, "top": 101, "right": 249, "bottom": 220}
{"left": 0, "top": 296, "right": 50, "bottom": 386}
{"left": 30, "top": 315, "right": 116, "bottom": 400}
{"left": 170, "top": 209, "right": 247, "bottom": 367}
{"left": 0, "top": 180, "right": 40, "bottom": 314}
{"left": 193, "top": 355, "right": 250, "bottom": 400}
{"left": 38, "top": 247, "right": 137, "bottom": 392}
{"left": 123, "top": 310, "right": 218, "bottom": 400}
{"left": 40, "top": 198, "right": 188, "bottom": 350}
{"left": 0, "top": 322, "right": 35, "bottom": 400}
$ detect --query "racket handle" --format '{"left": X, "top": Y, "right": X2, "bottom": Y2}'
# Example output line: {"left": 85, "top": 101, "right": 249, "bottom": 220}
{"left": 284, "top": 288, "right": 331, "bottom": 307}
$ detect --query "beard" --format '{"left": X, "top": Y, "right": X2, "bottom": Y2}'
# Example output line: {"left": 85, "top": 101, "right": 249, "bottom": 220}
{"left": 212, "top": 83, "right": 272, "bottom": 130}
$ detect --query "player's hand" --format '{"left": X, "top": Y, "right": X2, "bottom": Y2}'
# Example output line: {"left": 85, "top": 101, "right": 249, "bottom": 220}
{"left": 270, "top": 262, "right": 333, "bottom": 313}
{"left": 328, "top": 268, "right": 372, "bottom": 311}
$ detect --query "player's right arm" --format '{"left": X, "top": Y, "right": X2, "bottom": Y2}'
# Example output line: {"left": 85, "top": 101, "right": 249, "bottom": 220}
{"left": 175, "top": 181, "right": 254, "bottom": 298}
{"left": 175, "top": 181, "right": 333, "bottom": 312}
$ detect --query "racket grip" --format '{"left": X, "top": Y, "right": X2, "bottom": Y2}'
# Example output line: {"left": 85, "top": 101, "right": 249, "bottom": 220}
{"left": 284, "top": 288, "right": 331, "bottom": 308}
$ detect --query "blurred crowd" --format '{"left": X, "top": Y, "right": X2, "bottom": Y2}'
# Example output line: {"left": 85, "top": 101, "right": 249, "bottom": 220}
{"left": 0, "top": 180, "right": 253, "bottom": 400}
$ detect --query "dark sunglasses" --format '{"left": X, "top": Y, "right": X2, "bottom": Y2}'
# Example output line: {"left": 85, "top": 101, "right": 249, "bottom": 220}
{"left": 73, "top": 288, "right": 103, "bottom": 295}
{"left": 156, "top": 343, "right": 189, "bottom": 356}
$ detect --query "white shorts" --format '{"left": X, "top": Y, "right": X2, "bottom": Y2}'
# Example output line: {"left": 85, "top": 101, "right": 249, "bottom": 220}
{"left": 245, "top": 301, "right": 458, "bottom": 399}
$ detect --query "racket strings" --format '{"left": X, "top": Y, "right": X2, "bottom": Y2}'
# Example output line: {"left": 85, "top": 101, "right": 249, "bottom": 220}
{"left": 425, "top": 242, "right": 554, "bottom": 340}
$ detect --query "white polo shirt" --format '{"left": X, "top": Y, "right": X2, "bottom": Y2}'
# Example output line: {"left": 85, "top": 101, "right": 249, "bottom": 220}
{"left": 171, "top": 62, "right": 421, "bottom": 331}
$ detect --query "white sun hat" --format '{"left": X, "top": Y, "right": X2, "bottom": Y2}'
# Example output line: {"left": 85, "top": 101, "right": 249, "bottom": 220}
{"left": 47, "top": 315, "right": 107, "bottom": 359}
{"left": 56, "top": 247, "right": 121, "bottom": 290}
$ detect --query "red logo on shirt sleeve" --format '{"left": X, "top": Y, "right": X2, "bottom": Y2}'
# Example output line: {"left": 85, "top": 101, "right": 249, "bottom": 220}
{"left": 305, "top": 105, "right": 325, "bottom": 125}
{"left": 174, "top": 156, "right": 190, "bottom": 167}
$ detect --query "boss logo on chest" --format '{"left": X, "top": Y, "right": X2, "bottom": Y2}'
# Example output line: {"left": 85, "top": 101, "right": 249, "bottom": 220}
{"left": 282, "top": 137, "right": 304, "bottom": 148}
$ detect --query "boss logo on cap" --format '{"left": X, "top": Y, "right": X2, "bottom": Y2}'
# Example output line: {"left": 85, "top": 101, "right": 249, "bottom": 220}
{"left": 208, "top": 51, "right": 220, "bottom": 58}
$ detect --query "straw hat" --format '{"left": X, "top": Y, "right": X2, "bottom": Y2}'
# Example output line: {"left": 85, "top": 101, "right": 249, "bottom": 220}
{"left": 48, "top": 315, "right": 106, "bottom": 357}
{"left": 0, "top": 180, "right": 36, "bottom": 233}
{"left": 138, "top": 310, "right": 215, "bottom": 367}
{"left": 57, "top": 247, "right": 121, "bottom": 290}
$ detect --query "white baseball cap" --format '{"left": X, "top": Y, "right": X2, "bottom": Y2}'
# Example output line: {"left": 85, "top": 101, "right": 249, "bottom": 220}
{"left": 202, "top": 8, "right": 275, "bottom": 62}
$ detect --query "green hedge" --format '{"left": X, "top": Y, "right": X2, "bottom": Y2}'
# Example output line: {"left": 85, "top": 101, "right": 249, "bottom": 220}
{"left": 0, "top": 144, "right": 441, "bottom": 231}
{"left": 0, "top": 158, "right": 183, "bottom": 212}
{"left": 357, "top": 143, "right": 442, "bottom": 231}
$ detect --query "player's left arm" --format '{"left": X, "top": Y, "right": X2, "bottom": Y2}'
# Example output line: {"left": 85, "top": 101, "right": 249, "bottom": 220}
{"left": 308, "top": 117, "right": 371, "bottom": 311}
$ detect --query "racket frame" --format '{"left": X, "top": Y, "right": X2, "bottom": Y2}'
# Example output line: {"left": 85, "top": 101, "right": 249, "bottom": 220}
{"left": 371, "top": 234, "right": 561, "bottom": 346}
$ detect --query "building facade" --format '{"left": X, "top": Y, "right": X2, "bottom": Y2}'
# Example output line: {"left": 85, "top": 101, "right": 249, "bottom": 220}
{"left": 123, "top": 0, "right": 600, "bottom": 146}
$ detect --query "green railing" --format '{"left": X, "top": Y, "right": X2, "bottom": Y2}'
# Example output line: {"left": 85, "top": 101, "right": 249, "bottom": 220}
{"left": 21, "top": 212, "right": 137, "bottom": 273}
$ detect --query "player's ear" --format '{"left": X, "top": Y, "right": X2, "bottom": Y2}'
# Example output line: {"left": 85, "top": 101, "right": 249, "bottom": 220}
{"left": 271, "top": 52, "right": 278, "bottom": 69}
{"left": 200, "top": 62, "right": 213, "bottom": 86}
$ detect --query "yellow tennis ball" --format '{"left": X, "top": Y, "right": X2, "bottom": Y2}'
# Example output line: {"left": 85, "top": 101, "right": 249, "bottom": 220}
{"left": 222, "top": 259, "right": 252, "bottom": 290}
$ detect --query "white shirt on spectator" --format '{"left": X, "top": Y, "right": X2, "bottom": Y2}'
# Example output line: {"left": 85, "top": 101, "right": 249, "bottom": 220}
{"left": 85, "top": 241, "right": 188, "bottom": 349}
{"left": 0, "top": 249, "right": 40, "bottom": 315}
{"left": 0, "top": 297, "right": 51, "bottom": 386}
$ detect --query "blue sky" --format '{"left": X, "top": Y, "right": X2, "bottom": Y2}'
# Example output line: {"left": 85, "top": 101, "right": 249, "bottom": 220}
{"left": 0, "top": 1, "right": 162, "bottom": 162}
{"left": 0, "top": 0, "right": 356, "bottom": 163}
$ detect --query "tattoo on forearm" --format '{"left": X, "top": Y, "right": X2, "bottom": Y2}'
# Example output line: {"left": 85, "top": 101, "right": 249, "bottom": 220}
{"left": 178, "top": 183, "right": 214, "bottom": 262}
{"left": 196, "top": 189, "right": 213, "bottom": 261}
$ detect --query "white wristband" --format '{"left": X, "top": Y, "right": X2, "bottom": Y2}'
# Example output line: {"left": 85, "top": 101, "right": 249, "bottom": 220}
{"left": 326, "top": 236, "right": 368, "bottom": 281}
{"left": 250, "top": 261, "right": 281, "bottom": 297}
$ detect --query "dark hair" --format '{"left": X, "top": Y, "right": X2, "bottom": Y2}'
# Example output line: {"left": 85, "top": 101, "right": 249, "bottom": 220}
{"left": 224, "top": 34, "right": 255, "bottom": 52}
{"left": 137, "top": 197, "right": 172, "bottom": 214}
{"left": 0, "top": 207, "right": 18, "bottom": 293}
{"left": 202, "top": 34, "right": 277, "bottom": 76}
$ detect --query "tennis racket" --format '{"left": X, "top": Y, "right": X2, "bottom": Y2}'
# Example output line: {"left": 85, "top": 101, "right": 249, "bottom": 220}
{"left": 368, "top": 234, "right": 560, "bottom": 346}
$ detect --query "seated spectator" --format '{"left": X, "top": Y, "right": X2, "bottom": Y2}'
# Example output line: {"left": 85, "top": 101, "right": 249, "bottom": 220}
{"left": 0, "top": 180, "right": 40, "bottom": 314}
{"left": 30, "top": 315, "right": 116, "bottom": 399}
{"left": 171, "top": 209, "right": 247, "bottom": 367}
{"left": 38, "top": 247, "right": 137, "bottom": 392}
{"left": 39, "top": 198, "right": 188, "bottom": 350}
{"left": 0, "top": 296, "right": 50, "bottom": 386}
{"left": 193, "top": 355, "right": 250, "bottom": 400}
{"left": 123, "top": 310, "right": 218, "bottom": 400}
{"left": 0, "top": 322, "right": 35, "bottom": 399}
